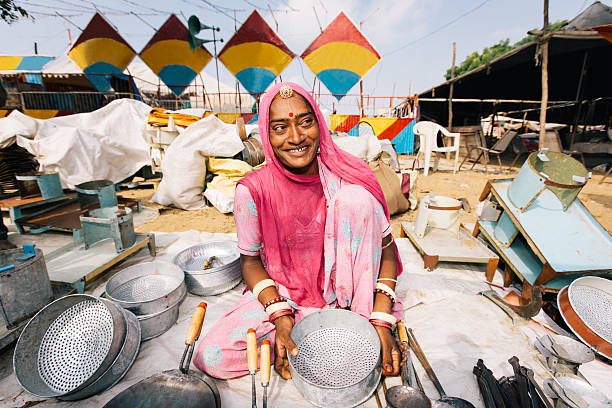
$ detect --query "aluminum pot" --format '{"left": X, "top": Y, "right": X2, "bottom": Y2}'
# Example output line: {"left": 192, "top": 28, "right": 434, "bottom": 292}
{"left": 173, "top": 241, "right": 242, "bottom": 296}
{"left": 138, "top": 295, "right": 184, "bottom": 341}
{"left": 288, "top": 309, "right": 382, "bottom": 408}
{"left": 105, "top": 261, "right": 186, "bottom": 315}
{"left": 61, "top": 306, "right": 141, "bottom": 400}
{"left": 14, "top": 294, "right": 127, "bottom": 398}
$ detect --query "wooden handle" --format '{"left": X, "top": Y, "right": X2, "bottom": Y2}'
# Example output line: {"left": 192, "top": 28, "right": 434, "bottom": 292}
{"left": 247, "top": 328, "right": 258, "bottom": 372}
{"left": 260, "top": 340, "right": 271, "bottom": 383}
{"left": 397, "top": 321, "right": 408, "bottom": 344}
{"left": 236, "top": 117, "right": 247, "bottom": 141}
{"left": 185, "top": 302, "right": 207, "bottom": 346}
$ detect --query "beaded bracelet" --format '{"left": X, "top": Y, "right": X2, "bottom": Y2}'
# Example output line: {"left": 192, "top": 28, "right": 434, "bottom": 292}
{"left": 374, "top": 288, "right": 396, "bottom": 305}
{"left": 263, "top": 296, "right": 286, "bottom": 311}
{"left": 375, "top": 282, "right": 396, "bottom": 303}
{"left": 269, "top": 309, "right": 295, "bottom": 324}
{"left": 369, "top": 319, "right": 393, "bottom": 330}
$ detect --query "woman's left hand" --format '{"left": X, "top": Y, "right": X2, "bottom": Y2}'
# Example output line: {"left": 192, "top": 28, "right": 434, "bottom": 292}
{"left": 375, "top": 326, "right": 400, "bottom": 376}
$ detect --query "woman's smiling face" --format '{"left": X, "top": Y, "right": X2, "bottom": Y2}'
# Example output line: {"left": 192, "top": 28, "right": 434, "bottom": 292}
{"left": 268, "top": 93, "right": 320, "bottom": 175}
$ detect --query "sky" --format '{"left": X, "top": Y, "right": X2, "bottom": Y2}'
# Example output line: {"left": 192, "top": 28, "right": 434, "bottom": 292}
{"left": 0, "top": 0, "right": 595, "bottom": 112}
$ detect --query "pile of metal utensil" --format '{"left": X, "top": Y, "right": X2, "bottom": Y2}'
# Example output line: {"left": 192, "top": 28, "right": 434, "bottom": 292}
{"left": 473, "top": 356, "right": 553, "bottom": 408}
{"left": 13, "top": 294, "right": 141, "bottom": 401}
{"left": 105, "top": 261, "right": 187, "bottom": 341}
{"left": 173, "top": 240, "right": 242, "bottom": 296}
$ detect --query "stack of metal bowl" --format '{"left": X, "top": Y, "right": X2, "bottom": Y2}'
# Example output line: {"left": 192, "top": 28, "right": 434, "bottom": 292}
{"left": 105, "top": 261, "right": 186, "bottom": 341}
{"left": 13, "top": 294, "right": 141, "bottom": 401}
{"left": 173, "top": 240, "right": 242, "bottom": 296}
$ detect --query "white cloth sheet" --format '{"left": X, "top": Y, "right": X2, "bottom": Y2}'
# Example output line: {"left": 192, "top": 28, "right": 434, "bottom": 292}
{"left": 0, "top": 231, "right": 610, "bottom": 408}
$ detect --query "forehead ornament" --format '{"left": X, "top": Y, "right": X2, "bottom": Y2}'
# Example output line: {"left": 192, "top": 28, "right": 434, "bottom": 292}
{"left": 279, "top": 84, "right": 293, "bottom": 99}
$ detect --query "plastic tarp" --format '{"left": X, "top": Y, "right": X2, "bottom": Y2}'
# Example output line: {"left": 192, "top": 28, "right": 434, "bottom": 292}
{"left": 0, "top": 99, "right": 152, "bottom": 189}
{"left": 151, "top": 115, "right": 245, "bottom": 210}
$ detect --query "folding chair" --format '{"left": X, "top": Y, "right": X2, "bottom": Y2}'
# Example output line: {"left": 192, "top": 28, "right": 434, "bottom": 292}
{"left": 459, "top": 130, "right": 517, "bottom": 173}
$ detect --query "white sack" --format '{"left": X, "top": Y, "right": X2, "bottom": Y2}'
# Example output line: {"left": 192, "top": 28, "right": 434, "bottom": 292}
{"left": 203, "top": 188, "right": 234, "bottom": 214}
{"left": 3, "top": 99, "right": 153, "bottom": 188}
{"left": 0, "top": 110, "right": 39, "bottom": 148}
{"left": 152, "top": 115, "right": 244, "bottom": 210}
{"left": 331, "top": 131, "right": 382, "bottom": 163}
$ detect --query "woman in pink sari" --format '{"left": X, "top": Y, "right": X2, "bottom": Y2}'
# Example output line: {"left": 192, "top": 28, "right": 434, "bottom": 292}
{"left": 194, "top": 82, "right": 403, "bottom": 380}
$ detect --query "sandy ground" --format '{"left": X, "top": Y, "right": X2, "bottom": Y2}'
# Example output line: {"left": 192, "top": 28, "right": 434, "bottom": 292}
{"left": 121, "top": 155, "right": 612, "bottom": 237}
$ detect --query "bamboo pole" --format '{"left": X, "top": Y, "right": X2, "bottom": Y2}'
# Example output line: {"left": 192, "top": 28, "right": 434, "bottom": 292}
{"left": 538, "top": 0, "right": 549, "bottom": 149}
{"left": 570, "top": 51, "right": 589, "bottom": 147}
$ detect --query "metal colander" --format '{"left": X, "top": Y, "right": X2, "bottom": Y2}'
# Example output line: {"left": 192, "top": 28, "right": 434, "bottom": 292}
{"left": 38, "top": 300, "right": 114, "bottom": 393}
{"left": 13, "top": 295, "right": 127, "bottom": 398}
{"left": 288, "top": 309, "right": 381, "bottom": 408}
{"left": 291, "top": 327, "right": 378, "bottom": 387}
{"left": 105, "top": 261, "right": 186, "bottom": 315}
{"left": 568, "top": 277, "right": 612, "bottom": 344}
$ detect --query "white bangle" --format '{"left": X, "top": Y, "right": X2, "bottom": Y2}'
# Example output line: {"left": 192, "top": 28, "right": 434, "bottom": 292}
{"left": 265, "top": 302, "right": 292, "bottom": 316}
{"left": 253, "top": 279, "right": 276, "bottom": 300}
{"left": 377, "top": 278, "right": 398, "bottom": 284}
{"left": 370, "top": 312, "right": 397, "bottom": 326}
{"left": 375, "top": 282, "right": 396, "bottom": 302}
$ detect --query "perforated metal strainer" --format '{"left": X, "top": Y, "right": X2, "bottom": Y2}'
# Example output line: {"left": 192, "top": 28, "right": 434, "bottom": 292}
{"left": 288, "top": 309, "right": 382, "bottom": 408}
{"left": 13, "top": 295, "right": 126, "bottom": 398}
{"left": 568, "top": 276, "right": 612, "bottom": 344}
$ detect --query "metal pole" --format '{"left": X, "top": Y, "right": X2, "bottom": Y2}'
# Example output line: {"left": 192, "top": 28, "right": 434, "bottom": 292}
{"left": 447, "top": 42, "right": 456, "bottom": 158}
{"left": 538, "top": 0, "right": 549, "bottom": 149}
{"left": 360, "top": 80, "right": 364, "bottom": 117}
{"left": 213, "top": 29, "right": 222, "bottom": 111}
{"left": 570, "top": 51, "right": 588, "bottom": 147}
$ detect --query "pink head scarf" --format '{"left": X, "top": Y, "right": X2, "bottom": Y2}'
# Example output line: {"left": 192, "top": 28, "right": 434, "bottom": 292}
{"left": 239, "top": 82, "right": 402, "bottom": 307}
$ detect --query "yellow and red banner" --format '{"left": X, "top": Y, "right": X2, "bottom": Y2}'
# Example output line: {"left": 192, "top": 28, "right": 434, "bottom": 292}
{"left": 330, "top": 114, "right": 415, "bottom": 154}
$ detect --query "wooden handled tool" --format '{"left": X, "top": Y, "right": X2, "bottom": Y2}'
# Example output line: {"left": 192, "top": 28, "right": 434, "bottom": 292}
{"left": 398, "top": 321, "right": 409, "bottom": 344}
{"left": 247, "top": 328, "right": 258, "bottom": 408}
{"left": 261, "top": 340, "right": 271, "bottom": 408}
{"left": 180, "top": 302, "right": 207, "bottom": 374}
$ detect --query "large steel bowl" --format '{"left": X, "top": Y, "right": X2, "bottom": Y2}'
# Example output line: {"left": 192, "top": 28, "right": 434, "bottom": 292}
{"left": 288, "top": 309, "right": 382, "bottom": 408}
{"left": 173, "top": 241, "right": 242, "bottom": 296}
{"left": 105, "top": 261, "right": 186, "bottom": 315}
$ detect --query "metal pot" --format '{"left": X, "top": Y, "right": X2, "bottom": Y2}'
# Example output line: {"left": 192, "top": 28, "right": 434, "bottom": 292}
{"left": 61, "top": 306, "right": 141, "bottom": 400}
{"left": 13, "top": 294, "right": 127, "bottom": 398}
{"left": 173, "top": 241, "right": 242, "bottom": 296}
{"left": 138, "top": 295, "right": 184, "bottom": 341}
{"left": 288, "top": 309, "right": 382, "bottom": 408}
{"left": 105, "top": 261, "right": 186, "bottom": 315}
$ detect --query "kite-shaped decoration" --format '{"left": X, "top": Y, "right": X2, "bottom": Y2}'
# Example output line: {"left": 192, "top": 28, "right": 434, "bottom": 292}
{"left": 140, "top": 14, "right": 213, "bottom": 96}
{"left": 68, "top": 12, "right": 136, "bottom": 91}
{"left": 301, "top": 11, "right": 381, "bottom": 100}
{"left": 218, "top": 10, "right": 294, "bottom": 95}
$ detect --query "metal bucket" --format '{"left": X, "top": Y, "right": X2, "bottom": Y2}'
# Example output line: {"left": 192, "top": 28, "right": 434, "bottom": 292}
{"left": 80, "top": 206, "right": 136, "bottom": 252}
{"left": 241, "top": 136, "right": 265, "bottom": 167}
{"left": 0, "top": 247, "right": 53, "bottom": 328}
{"left": 508, "top": 151, "right": 587, "bottom": 212}
{"left": 61, "top": 307, "right": 141, "bottom": 400}
{"left": 288, "top": 309, "right": 382, "bottom": 408}
{"left": 138, "top": 299, "right": 182, "bottom": 341}
{"left": 13, "top": 294, "right": 127, "bottom": 398}
{"left": 173, "top": 241, "right": 242, "bottom": 296}
{"left": 76, "top": 179, "right": 118, "bottom": 209}
{"left": 105, "top": 261, "right": 186, "bottom": 315}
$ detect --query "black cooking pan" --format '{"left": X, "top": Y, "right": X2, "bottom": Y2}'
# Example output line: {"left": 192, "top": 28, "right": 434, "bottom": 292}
{"left": 103, "top": 302, "right": 221, "bottom": 408}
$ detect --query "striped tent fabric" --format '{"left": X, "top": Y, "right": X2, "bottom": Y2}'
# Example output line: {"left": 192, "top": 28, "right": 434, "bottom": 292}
{"left": 330, "top": 114, "right": 415, "bottom": 154}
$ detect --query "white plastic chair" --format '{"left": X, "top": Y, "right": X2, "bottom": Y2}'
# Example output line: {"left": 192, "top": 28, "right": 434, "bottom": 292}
{"left": 413, "top": 121, "right": 461, "bottom": 176}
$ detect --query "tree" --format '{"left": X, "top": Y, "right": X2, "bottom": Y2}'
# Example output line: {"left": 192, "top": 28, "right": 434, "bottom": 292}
{"left": 1, "top": 0, "right": 29, "bottom": 24}
{"left": 445, "top": 20, "right": 568, "bottom": 80}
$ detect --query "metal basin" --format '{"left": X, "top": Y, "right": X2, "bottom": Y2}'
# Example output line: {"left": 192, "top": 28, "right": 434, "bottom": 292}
{"left": 61, "top": 307, "right": 141, "bottom": 400}
{"left": 173, "top": 241, "right": 242, "bottom": 296}
{"left": 138, "top": 294, "right": 184, "bottom": 341}
{"left": 13, "top": 294, "right": 126, "bottom": 398}
{"left": 288, "top": 309, "right": 382, "bottom": 408}
{"left": 106, "top": 261, "right": 186, "bottom": 315}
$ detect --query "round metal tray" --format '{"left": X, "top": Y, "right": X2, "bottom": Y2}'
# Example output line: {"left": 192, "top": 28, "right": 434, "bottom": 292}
{"left": 105, "top": 261, "right": 186, "bottom": 315}
{"left": 288, "top": 309, "right": 381, "bottom": 408}
{"left": 14, "top": 295, "right": 127, "bottom": 398}
{"left": 173, "top": 241, "right": 242, "bottom": 296}
{"left": 567, "top": 276, "right": 612, "bottom": 344}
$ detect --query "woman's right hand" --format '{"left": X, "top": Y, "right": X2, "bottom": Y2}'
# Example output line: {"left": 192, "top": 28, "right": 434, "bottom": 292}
{"left": 273, "top": 315, "right": 298, "bottom": 379}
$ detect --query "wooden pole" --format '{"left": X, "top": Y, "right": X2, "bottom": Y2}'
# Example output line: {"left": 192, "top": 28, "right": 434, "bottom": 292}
{"left": 570, "top": 51, "right": 589, "bottom": 147}
{"left": 538, "top": 0, "right": 550, "bottom": 149}
{"left": 446, "top": 42, "right": 456, "bottom": 158}
{"left": 360, "top": 80, "right": 365, "bottom": 117}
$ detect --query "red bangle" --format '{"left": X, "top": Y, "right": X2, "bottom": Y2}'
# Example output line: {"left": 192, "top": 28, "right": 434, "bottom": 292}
{"left": 263, "top": 296, "right": 286, "bottom": 311}
{"left": 369, "top": 319, "right": 393, "bottom": 330}
{"left": 374, "top": 289, "right": 396, "bottom": 305}
{"left": 269, "top": 309, "right": 294, "bottom": 323}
